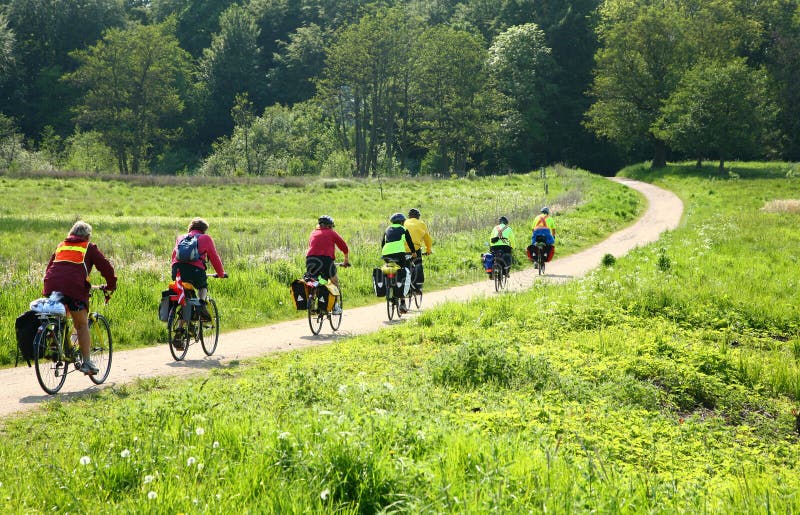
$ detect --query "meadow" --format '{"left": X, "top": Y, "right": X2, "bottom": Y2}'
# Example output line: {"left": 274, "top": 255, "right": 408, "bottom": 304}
{"left": 1, "top": 162, "right": 799, "bottom": 512}
{"left": 0, "top": 166, "right": 642, "bottom": 365}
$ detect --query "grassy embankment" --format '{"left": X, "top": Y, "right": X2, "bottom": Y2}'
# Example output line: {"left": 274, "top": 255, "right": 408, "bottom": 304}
{"left": 0, "top": 166, "right": 640, "bottom": 365}
{"left": 1, "top": 162, "right": 799, "bottom": 511}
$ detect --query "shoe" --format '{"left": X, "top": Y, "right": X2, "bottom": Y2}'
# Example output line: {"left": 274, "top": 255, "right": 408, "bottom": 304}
{"left": 533, "top": 262, "right": 538, "bottom": 269}
{"left": 198, "top": 301, "right": 212, "bottom": 322}
{"left": 79, "top": 359, "right": 99, "bottom": 375}
{"left": 332, "top": 305, "right": 342, "bottom": 315}
{"left": 172, "top": 328, "right": 186, "bottom": 349}
{"left": 399, "top": 302, "right": 408, "bottom": 314}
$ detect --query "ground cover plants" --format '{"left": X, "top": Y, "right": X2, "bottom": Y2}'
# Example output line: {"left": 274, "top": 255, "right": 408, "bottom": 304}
{"left": 0, "top": 162, "right": 798, "bottom": 511}
{"left": 0, "top": 166, "right": 642, "bottom": 364}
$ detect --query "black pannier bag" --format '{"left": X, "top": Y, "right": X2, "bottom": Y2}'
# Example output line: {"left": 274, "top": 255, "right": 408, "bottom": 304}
{"left": 372, "top": 268, "right": 386, "bottom": 297}
{"left": 15, "top": 310, "right": 41, "bottom": 367}
{"left": 291, "top": 279, "right": 309, "bottom": 310}
{"left": 392, "top": 267, "right": 407, "bottom": 298}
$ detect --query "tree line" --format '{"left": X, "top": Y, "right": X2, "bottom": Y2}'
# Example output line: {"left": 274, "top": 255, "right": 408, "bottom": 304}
{"left": 1, "top": 0, "right": 798, "bottom": 177}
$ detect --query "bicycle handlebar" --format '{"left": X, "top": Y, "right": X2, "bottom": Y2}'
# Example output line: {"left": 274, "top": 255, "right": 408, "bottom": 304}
{"left": 210, "top": 273, "right": 229, "bottom": 278}
{"left": 91, "top": 285, "right": 112, "bottom": 305}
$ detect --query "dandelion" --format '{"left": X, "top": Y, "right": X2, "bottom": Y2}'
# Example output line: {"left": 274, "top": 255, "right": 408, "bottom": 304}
{"left": 120, "top": 449, "right": 131, "bottom": 458}
{"left": 278, "top": 432, "right": 291, "bottom": 440}
{"left": 383, "top": 382, "right": 394, "bottom": 390}
{"left": 144, "top": 475, "right": 155, "bottom": 484}
{"left": 197, "top": 463, "right": 204, "bottom": 471}
{"left": 147, "top": 491, "right": 157, "bottom": 500}
{"left": 195, "top": 427, "right": 205, "bottom": 436}
{"left": 320, "top": 489, "right": 330, "bottom": 501}
{"left": 187, "top": 457, "right": 197, "bottom": 467}
{"left": 212, "top": 441, "right": 220, "bottom": 449}
{"left": 79, "top": 456, "right": 91, "bottom": 466}
{"left": 338, "top": 384, "right": 348, "bottom": 395}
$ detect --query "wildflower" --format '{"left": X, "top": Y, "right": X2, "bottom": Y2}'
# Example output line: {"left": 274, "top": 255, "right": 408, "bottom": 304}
{"left": 318, "top": 410, "right": 334, "bottom": 416}
{"left": 79, "top": 456, "right": 91, "bottom": 466}
{"left": 187, "top": 457, "right": 197, "bottom": 467}
{"left": 148, "top": 491, "right": 157, "bottom": 500}
{"left": 216, "top": 494, "right": 221, "bottom": 501}
{"left": 383, "top": 382, "right": 394, "bottom": 390}
{"left": 212, "top": 441, "right": 220, "bottom": 449}
{"left": 338, "top": 384, "right": 348, "bottom": 395}
{"left": 144, "top": 475, "right": 155, "bottom": 484}
{"left": 120, "top": 449, "right": 131, "bottom": 458}
{"left": 320, "top": 489, "right": 330, "bottom": 501}
{"left": 278, "top": 432, "right": 291, "bottom": 440}
{"left": 197, "top": 463, "right": 204, "bottom": 471}
{"left": 195, "top": 427, "right": 205, "bottom": 436}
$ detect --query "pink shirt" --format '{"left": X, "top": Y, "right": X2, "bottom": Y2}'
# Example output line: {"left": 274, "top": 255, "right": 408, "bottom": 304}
{"left": 171, "top": 230, "right": 225, "bottom": 276}
{"left": 306, "top": 227, "right": 348, "bottom": 259}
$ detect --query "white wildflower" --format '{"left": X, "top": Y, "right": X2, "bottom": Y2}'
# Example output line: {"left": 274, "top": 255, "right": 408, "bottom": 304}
{"left": 212, "top": 441, "right": 220, "bottom": 449}
{"left": 79, "top": 456, "right": 91, "bottom": 466}
{"left": 187, "top": 457, "right": 197, "bottom": 467}
{"left": 120, "top": 449, "right": 131, "bottom": 458}
{"left": 278, "top": 432, "right": 291, "bottom": 440}
{"left": 197, "top": 463, "right": 204, "bottom": 471}
{"left": 320, "top": 488, "right": 330, "bottom": 501}
{"left": 143, "top": 475, "right": 155, "bottom": 484}
{"left": 147, "top": 491, "right": 157, "bottom": 500}
{"left": 195, "top": 427, "right": 205, "bottom": 436}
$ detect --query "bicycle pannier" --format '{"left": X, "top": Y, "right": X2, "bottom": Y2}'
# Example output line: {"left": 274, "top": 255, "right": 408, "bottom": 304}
{"left": 15, "top": 310, "right": 41, "bottom": 367}
{"left": 291, "top": 279, "right": 309, "bottom": 310}
{"left": 321, "top": 284, "right": 337, "bottom": 312}
{"left": 392, "top": 267, "right": 407, "bottom": 298}
{"left": 481, "top": 253, "right": 494, "bottom": 273}
{"left": 175, "top": 234, "right": 200, "bottom": 262}
{"left": 372, "top": 268, "right": 386, "bottom": 297}
{"left": 158, "top": 289, "right": 173, "bottom": 322}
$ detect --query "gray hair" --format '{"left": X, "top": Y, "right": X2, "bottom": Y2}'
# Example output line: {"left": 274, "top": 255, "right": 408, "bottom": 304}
{"left": 69, "top": 221, "right": 92, "bottom": 238}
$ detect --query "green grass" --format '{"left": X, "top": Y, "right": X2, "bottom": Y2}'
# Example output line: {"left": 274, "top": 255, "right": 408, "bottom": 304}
{"left": 0, "top": 166, "right": 642, "bottom": 365}
{"left": 1, "top": 162, "right": 799, "bottom": 511}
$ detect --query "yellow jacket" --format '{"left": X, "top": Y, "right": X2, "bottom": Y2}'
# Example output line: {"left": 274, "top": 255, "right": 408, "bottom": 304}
{"left": 404, "top": 218, "right": 433, "bottom": 253}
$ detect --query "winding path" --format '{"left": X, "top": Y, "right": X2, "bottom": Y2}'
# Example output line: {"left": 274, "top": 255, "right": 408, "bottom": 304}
{"left": 0, "top": 178, "right": 682, "bottom": 419}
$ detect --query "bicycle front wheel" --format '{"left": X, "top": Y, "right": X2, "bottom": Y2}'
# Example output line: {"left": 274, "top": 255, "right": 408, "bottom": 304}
{"left": 411, "top": 287, "right": 422, "bottom": 309}
{"left": 329, "top": 292, "right": 342, "bottom": 331}
{"left": 308, "top": 292, "right": 324, "bottom": 335}
{"left": 34, "top": 324, "right": 67, "bottom": 395}
{"left": 88, "top": 313, "right": 112, "bottom": 384}
{"left": 200, "top": 298, "right": 219, "bottom": 355}
{"left": 167, "top": 305, "right": 190, "bottom": 361}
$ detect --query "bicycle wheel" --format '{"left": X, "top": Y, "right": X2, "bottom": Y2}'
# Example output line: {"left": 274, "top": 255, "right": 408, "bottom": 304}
{"left": 493, "top": 269, "right": 502, "bottom": 292}
{"left": 200, "top": 298, "right": 219, "bottom": 355}
{"left": 167, "top": 305, "right": 190, "bottom": 361}
{"left": 329, "top": 292, "right": 342, "bottom": 331}
{"left": 34, "top": 324, "right": 67, "bottom": 395}
{"left": 88, "top": 313, "right": 112, "bottom": 384}
{"left": 411, "top": 287, "right": 422, "bottom": 309}
{"left": 307, "top": 290, "right": 324, "bottom": 335}
{"left": 539, "top": 255, "right": 545, "bottom": 275}
{"left": 386, "top": 294, "right": 395, "bottom": 320}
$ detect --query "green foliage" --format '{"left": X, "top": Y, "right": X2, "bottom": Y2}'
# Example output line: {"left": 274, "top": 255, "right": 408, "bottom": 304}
{"left": 601, "top": 253, "right": 616, "bottom": 267}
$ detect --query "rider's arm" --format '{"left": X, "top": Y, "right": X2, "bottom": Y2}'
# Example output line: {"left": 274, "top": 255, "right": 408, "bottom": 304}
{"left": 200, "top": 234, "right": 226, "bottom": 277}
{"left": 333, "top": 231, "right": 350, "bottom": 265}
{"left": 87, "top": 243, "right": 117, "bottom": 291}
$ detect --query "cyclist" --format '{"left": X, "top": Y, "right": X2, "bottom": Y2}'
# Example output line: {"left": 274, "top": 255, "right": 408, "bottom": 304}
{"left": 306, "top": 215, "right": 350, "bottom": 300}
{"left": 403, "top": 208, "right": 433, "bottom": 292}
{"left": 489, "top": 216, "right": 516, "bottom": 277}
{"left": 171, "top": 218, "right": 226, "bottom": 346}
{"left": 529, "top": 206, "right": 556, "bottom": 267}
{"left": 42, "top": 221, "right": 117, "bottom": 375}
{"left": 382, "top": 212, "right": 417, "bottom": 313}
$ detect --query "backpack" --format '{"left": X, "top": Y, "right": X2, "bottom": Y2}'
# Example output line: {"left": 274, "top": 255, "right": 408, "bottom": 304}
{"left": 175, "top": 234, "right": 200, "bottom": 263}
{"left": 15, "top": 310, "right": 41, "bottom": 367}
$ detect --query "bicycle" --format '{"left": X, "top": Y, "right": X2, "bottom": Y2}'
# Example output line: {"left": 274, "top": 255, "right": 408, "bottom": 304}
{"left": 406, "top": 253, "right": 427, "bottom": 310}
{"left": 532, "top": 235, "right": 548, "bottom": 275}
{"left": 305, "top": 263, "right": 348, "bottom": 335}
{"left": 381, "top": 260, "right": 409, "bottom": 320}
{"left": 167, "top": 274, "right": 222, "bottom": 361}
{"left": 490, "top": 249, "right": 510, "bottom": 292}
{"left": 32, "top": 286, "right": 113, "bottom": 395}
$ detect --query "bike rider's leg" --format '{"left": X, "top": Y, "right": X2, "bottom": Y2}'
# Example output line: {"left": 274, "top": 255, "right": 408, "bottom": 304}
{"left": 70, "top": 309, "right": 92, "bottom": 360}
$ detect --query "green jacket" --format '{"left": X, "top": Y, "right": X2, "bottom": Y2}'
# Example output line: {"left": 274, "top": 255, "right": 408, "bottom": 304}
{"left": 489, "top": 224, "right": 516, "bottom": 248}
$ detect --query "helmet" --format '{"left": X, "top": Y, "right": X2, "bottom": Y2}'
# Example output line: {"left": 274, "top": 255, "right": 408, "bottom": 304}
{"left": 540, "top": 207, "right": 550, "bottom": 215}
{"left": 390, "top": 212, "right": 406, "bottom": 224}
{"left": 408, "top": 208, "right": 421, "bottom": 219}
{"left": 318, "top": 215, "right": 335, "bottom": 227}
{"left": 498, "top": 216, "right": 509, "bottom": 225}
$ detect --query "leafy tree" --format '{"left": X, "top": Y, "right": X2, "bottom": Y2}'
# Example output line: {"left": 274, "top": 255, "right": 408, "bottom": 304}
{"left": 486, "top": 23, "right": 553, "bottom": 171}
{"left": 585, "top": 0, "right": 693, "bottom": 168}
{"left": 654, "top": 59, "right": 776, "bottom": 171}
{"left": 65, "top": 19, "right": 192, "bottom": 174}
{"left": 196, "top": 4, "right": 263, "bottom": 146}
{"left": 149, "top": 0, "right": 238, "bottom": 57}
{"left": 0, "top": 13, "right": 14, "bottom": 79}
{"left": 268, "top": 23, "right": 327, "bottom": 105}
{"left": 412, "top": 26, "right": 487, "bottom": 175}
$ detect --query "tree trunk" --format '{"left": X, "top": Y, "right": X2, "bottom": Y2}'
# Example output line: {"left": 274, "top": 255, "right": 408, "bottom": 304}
{"left": 718, "top": 159, "right": 725, "bottom": 174}
{"left": 651, "top": 140, "right": 667, "bottom": 169}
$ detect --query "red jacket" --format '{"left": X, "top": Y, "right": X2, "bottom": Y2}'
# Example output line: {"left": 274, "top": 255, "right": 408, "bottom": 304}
{"left": 306, "top": 227, "right": 348, "bottom": 259}
{"left": 43, "top": 236, "right": 117, "bottom": 303}
{"left": 171, "top": 230, "right": 225, "bottom": 276}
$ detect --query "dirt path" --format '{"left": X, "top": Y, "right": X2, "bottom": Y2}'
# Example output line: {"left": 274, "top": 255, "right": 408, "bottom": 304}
{"left": 0, "top": 178, "right": 682, "bottom": 418}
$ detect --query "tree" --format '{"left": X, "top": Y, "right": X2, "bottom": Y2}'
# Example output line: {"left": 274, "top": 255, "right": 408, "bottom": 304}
{"left": 65, "top": 19, "right": 192, "bottom": 174}
{"left": 0, "top": 13, "right": 14, "bottom": 80}
{"left": 149, "top": 0, "right": 239, "bottom": 57}
{"left": 268, "top": 23, "right": 327, "bottom": 105}
{"left": 585, "top": 0, "right": 693, "bottom": 168}
{"left": 196, "top": 4, "right": 263, "bottom": 146}
{"left": 412, "top": 26, "right": 487, "bottom": 175}
{"left": 654, "top": 59, "right": 776, "bottom": 171}
{"left": 486, "top": 23, "right": 553, "bottom": 171}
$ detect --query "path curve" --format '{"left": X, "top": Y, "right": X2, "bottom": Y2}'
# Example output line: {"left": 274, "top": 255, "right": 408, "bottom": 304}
{"left": 0, "top": 178, "right": 682, "bottom": 418}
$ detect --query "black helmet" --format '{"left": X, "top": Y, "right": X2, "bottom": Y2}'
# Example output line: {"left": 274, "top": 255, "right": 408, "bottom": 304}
{"left": 541, "top": 207, "right": 550, "bottom": 215}
{"left": 408, "top": 208, "right": 421, "bottom": 219}
{"left": 318, "top": 215, "right": 335, "bottom": 227}
{"left": 390, "top": 212, "right": 406, "bottom": 224}
{"left": 498, "top": 216, "right": 509, "bottom": 225}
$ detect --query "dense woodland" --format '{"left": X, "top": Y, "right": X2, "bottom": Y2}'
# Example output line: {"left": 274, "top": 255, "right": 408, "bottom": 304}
{"left": 0, "top": 0, "right": 798, "bottom": 176}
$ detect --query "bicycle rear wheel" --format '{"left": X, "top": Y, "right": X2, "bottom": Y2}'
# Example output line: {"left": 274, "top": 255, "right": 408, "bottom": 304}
{"left": 34, "top": 324, "right": 67, "bottom": 395}
{"left": 329, "top": 292, "right": 342, "bottom": 331}
{"left": 386, "top": 294, "right": 395, "bottom": 320}
{"left": 88, "top": 313, "right": 112, "bottom": 384}
{"left": 167, "top": 305, "right": 190, "bottom": 361}
{"left": 307, "top": 291, "right": 324, "bottom": 335}
{"left": 200, "top": 298, "right": 219, "bottom": 355}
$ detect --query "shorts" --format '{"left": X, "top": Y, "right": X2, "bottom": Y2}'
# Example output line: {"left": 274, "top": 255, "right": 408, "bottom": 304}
{"left": 172, "top": 263, "right": 208, "bottom": 289}
{"left": 306, "top": 255, "right": 337, "bottom": 280}
{"left": 382, "top": 252, "right": 409, "bottom": 269}
{"left": 60, "top": 295, "right": 88, "bottom": 312}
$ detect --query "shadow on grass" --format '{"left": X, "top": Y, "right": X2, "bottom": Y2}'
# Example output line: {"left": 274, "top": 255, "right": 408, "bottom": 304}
{"left": 621, "top": 162, "right": 795, "bottom": 182}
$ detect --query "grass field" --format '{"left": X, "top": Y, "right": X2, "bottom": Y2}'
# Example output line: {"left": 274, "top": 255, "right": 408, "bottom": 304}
{"left": 0, "top": 166, "right": 642, "bottom": 365}
{"left": 2, "top": 162, "right": 799, "bottom": 512}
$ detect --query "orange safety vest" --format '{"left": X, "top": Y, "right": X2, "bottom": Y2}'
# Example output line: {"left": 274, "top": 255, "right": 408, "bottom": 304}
{"left": 533, "top": 215, "right": 550, "bottom": 230}
{"left": 54, "top": 241, "right": 89, "bottom": 277}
